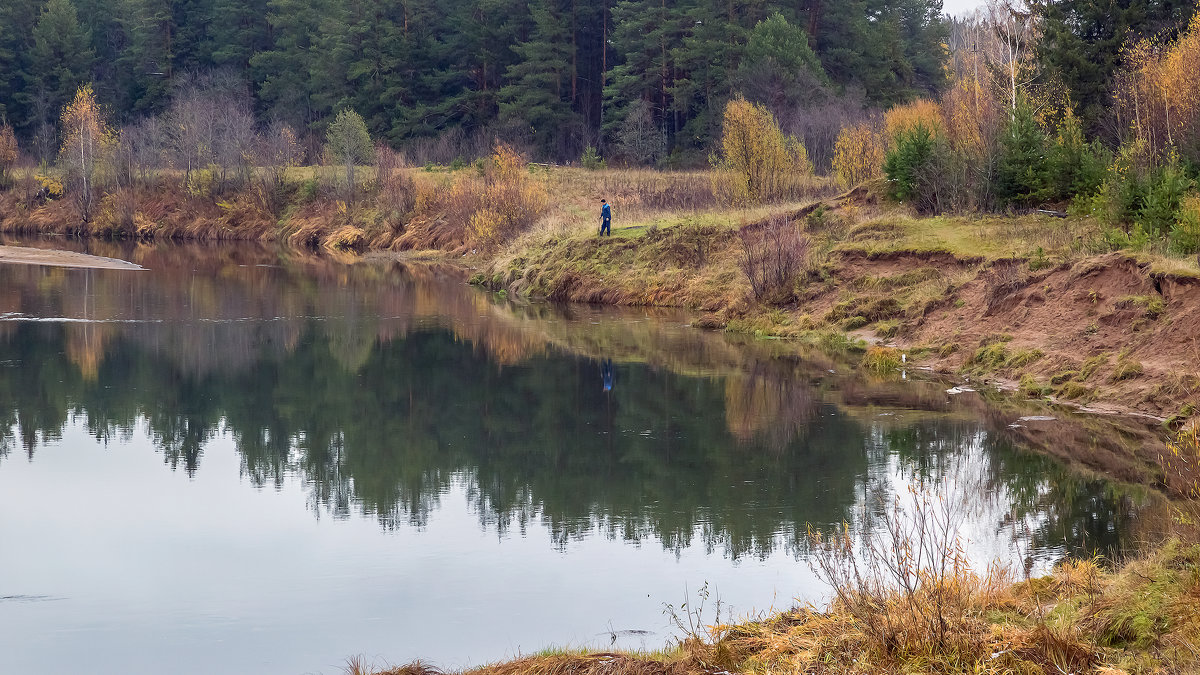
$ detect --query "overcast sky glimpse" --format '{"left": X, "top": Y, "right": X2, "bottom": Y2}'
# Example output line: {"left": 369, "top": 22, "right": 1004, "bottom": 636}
{"left": 943, "top": 0, "right": 987, "bottom": 17}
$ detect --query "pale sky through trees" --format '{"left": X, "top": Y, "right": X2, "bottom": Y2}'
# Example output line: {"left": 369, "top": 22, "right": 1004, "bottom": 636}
{"left": 944, "top": 0, "right": 987, "bottom": 16}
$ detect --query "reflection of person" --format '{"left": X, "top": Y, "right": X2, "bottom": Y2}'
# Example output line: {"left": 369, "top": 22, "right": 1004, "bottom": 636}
{"left": 599, "top": 199, "right": 611, "bottom": 236}
{"left": 602, "top": 358, "right": 614, "bottom": 392}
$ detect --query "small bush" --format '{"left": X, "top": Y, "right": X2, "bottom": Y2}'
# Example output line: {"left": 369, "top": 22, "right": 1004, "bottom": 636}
{"left": 0, "top": 122, "right": 17, "bottom": 188}
{"left": 714, "top": 97, "right": 813, "bottom": 204}
{"left": 970, "top": 342, "right": 1010, "bottom": 370}
{"left": 842, "top": 315, "right": 869, "bottom": 330}
{"left": 738, "top": 215, "right": 809, "bottom": 302}
{"left": 1116, "top": 295, "right": 1165, "bottom": 319}
{"left": 873, "top": 319, "right": 900, "bottom": 339}
{"left": 1170, "top": 195, "right": 1200, "bottom": 254}
{"left": 883, "top": 123, "right": 944, "bottom": 214}
{"left": 1057, "top": 381, "right": 1090, "bottom": 400}
{"left": 1111, "top": 360, "right": 1144, "bottom": 382}
{"left": 1007, "top": 348, "right": 1044, "bottom": 369}
{"left": 1080, "top": 354, "right": 1108, "bottom": 380}
{"left": 374, "top": 144, "right": 415, "bottom": 223}
{"left": 1051, "top": 369, "right": 1080, "bottom": 385}
{"left": 465, "top": 144, "right": 549, "bottom": 248}
{"left": 1019, "top": 374, "right": 1049, "bottom": 398}
{"left": 862, "top": 346, "right": 902, "bottom": 372}
{"left": 807, "top": 481, "right": 1002, "bottom": 664}
{"left": 809, "top": 329, "right": 860, "bottom": 354}
{"left": 579, "top": 145, "right": 606, "bottom": 170}
{"left": 833, "top": 121, "right": 884, "bottom": 188}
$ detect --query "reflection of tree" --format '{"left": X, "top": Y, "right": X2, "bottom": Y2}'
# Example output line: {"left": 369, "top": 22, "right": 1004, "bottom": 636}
{"left": 0, "top": 240, "right": 1155, "bottom": 562}
{"left": 877, "top": 421, "right": 1148, "bottom": 564}
{"left": 0, "top": 320, "right": 870, "bottom": 558}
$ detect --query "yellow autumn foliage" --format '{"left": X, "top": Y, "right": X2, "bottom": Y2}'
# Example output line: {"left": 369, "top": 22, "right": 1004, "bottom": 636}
{"left": 0, "top": 122, "right": 17, "bottom": 185}
{"left": 884, "top": 99, "right": 945, "bottom": 144}
{"left": 465, "top": 144, "right": 549, "bottom": 248}
{"left": 1117, "top": 9, "right": 1200, "bottom": 162}
{"left": 833, "top": 122, "right": 885, "bottom": 188}
{"left": 58, "top": 85, "right": 115, "bottom": 221}
{"left": 714, "top": 97, "right": 812, "bottom": 204}
{"left": 35, "top": 173, "right": 64, "bottom": 198}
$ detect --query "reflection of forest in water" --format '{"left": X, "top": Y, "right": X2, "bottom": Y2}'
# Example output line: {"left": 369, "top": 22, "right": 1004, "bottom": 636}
{"left": 0, "top": 242, "right": 1152, "bottom": 561}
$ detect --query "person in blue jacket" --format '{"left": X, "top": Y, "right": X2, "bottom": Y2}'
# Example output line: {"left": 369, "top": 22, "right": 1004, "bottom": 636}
{"left": 599, "top": 199, "right": 611, "bottom": 236}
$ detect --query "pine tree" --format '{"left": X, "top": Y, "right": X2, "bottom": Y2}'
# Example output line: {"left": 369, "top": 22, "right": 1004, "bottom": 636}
{"left": 604, "top": 0, "right": 688, "bottom": 147}
{"left": 208, "top": 0, "right": 271, "bottom": 70}
{"left": 670, "top": 0, "right": 758, "bottom": 151}
{"left": 499, "top": 0, "right": 576, "bottom": 153}
{"left": 251, "top": 0, "right": 333, "bottom": 129}
{"left": 736, "top": 12, "right": 829, "bottom": 112}
{"left": 0, "top": 0, "right": 41, "bottom": 133}
{"left": 30, "top": 0, "right": 95, "bottom": 128}
{"left": 995, "top": 100, "right": 1050, "bottom": 206}
{"left": 114, "top": 0, "right": 177, "bottom": 116}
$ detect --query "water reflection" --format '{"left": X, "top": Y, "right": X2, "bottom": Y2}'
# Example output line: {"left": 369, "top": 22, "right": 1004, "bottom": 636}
{"left": 0, "top": 239, "right": 1155, "bottom": 565}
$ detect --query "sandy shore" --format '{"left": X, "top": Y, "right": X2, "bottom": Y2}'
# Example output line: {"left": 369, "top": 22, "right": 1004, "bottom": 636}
{"left": 0, "top": 245, "right": 143, "bottom": 270}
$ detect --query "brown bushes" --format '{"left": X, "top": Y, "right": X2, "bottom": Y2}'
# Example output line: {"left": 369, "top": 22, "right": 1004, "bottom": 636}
{"left": 398, "top": 144, "right": 548, "bottom": 251}
{"left": 374, "top": 144, "right": 415, "bottom": 222}
{"left": 807, "top": 485, "right": 1006, "bottom": 663}
{"left": 738, "top": 215, "right": 809, "bottom": 302}
{"left": 467, "top": 145, "right": 548, "bottom": 248}
{"left": 1161, "top": 426, "right": 1200, "bottom": 499}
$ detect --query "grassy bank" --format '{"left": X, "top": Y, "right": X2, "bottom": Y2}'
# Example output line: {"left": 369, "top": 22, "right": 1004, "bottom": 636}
{"left": 352, "top": 536, "right": 1200, "bottom": 675}
{"left": 7, "top": 161, "right": 1200, "bottom": 433}
{"left": 7, "top": 161, "right": 1200, "bottom": 431}
{"left": 469, "top": 181, "right": 1200, "bottom": 428}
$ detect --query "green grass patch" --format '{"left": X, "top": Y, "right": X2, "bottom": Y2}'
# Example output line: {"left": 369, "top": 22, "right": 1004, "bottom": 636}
{"left": 1019, "top": 374, "right": 1050, "bottom": 398}
{"left": 1111, "top": 360, "right": 1144, "bottom": 382}
{"left": 873, "top": 319, "right": 900, "bottom": 340}
{"left": 1115, "top": 295, "right": 1166, "bottom": 319}
{"left": 1056, "top": 381, "right": 1091, "bottom": 400}
{"left": 1080, "top": 353, "right": 1109, "bottom": 380}
{"left": 1164, "top": 402, "right": 1197, "bottom": 429}
{"left": 1006, "top": 348, "right": 1044, "bottom": 369}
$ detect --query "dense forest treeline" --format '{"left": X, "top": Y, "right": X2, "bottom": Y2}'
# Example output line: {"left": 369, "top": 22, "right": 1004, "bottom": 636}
{"left": 0, "top": 0, "right": 943, "bottom": 163}
{"left": 2, "top": 0, "right": 1196, "bottom": 164}
{"left": 3, "top": 0, "right": 1200, "bottom": 258}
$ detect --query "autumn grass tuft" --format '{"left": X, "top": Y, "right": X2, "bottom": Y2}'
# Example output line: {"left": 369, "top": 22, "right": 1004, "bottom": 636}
{"left": 862, "top": 345, "right": 902, "bottom": 372}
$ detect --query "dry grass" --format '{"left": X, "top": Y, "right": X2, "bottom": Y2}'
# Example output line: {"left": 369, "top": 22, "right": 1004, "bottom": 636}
{"left": 348, "top": 540, "right": 1200, "bottom": 675}
{"left": 351, "top": 653, "right": 712, "bottom": 675}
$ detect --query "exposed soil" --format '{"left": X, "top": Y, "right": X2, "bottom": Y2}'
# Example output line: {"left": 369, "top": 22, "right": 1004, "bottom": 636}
{"left": 904, "top": 252, "right": 1200, "bottom": 419}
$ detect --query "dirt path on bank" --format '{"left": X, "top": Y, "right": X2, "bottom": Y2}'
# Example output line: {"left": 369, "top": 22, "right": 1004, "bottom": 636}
{"left": 0, "top": 245, "right": 144, "bottom": 270}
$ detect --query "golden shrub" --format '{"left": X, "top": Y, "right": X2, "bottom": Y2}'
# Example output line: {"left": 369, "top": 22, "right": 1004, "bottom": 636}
{"left": 833, "top": 122, "right": 885, "bottom": 188}
{"left": 35, "top": 173, "right": 64, "bottom": 198}
{"left": 467, "top": 207, "right": 504, "bottom": 245}
{"left": 884, "top": 98, "right": 945, "bottom": 144}
{"left": 0, "top": 123, "right": 17, "bottom": 182}
{"left": 715, "top": 97, "right": 811, "bottom": 203}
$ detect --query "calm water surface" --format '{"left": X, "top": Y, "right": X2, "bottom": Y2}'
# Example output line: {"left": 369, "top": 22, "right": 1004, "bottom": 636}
{"left": 0, "top": 239, "right": 1154, "bottom": 675}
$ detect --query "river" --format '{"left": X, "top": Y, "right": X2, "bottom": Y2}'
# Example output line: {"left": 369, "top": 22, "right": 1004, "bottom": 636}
{"left": 0, "top": 238, "right": 1157, "bottom": 675}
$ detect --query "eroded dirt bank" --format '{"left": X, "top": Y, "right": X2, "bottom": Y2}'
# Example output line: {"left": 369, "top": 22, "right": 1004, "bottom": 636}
{"left": 486, "top": 228, "right": 1200, "bottom": 429}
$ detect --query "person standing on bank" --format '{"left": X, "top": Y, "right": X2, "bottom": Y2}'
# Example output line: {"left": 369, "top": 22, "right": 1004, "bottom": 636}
{"left": 599, "top": 199, "right": 612, "bottom": 236}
